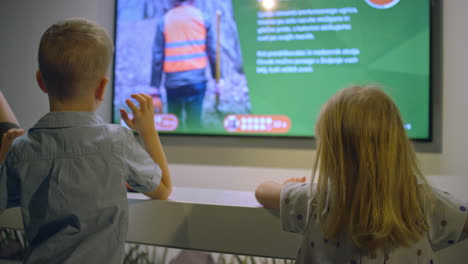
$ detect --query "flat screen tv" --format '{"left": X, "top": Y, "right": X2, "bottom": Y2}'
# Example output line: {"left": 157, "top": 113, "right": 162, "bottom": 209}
{"left": 113, "top": 0, "right": 431, "bottom": 139}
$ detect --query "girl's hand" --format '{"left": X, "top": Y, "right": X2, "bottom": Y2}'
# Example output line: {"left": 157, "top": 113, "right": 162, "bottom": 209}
{"left": 0, "top": 128, "right": 25, "bottom": 163}
{"left": 120, "top": 93, "right": 157, "bottom": 135}
{"left": 283, "top": 177, "right": 306, "bottom": 185}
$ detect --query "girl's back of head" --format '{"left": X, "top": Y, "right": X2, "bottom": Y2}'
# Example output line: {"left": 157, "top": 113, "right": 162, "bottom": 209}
{"left": 313, "top": 85, "right": 431, "bottom": 254}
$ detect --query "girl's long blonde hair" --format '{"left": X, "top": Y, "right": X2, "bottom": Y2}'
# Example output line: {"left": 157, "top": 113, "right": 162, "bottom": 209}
{"left": 312, "top": 85, "right": 432, "bottom": 254}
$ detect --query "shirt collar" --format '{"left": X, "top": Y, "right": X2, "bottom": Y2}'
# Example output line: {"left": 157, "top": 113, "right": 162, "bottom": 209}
{"left": 32, "top": 112, "right": 105, "bottom": 129}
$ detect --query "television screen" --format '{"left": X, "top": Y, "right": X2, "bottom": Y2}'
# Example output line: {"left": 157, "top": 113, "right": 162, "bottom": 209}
{"left": 113, "top": 0, "right": 431, "bottom": 139}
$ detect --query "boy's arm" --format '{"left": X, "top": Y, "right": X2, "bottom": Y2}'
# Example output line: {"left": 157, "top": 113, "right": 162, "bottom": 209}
{"left": 255, "top": 177, "right": 306, "bottom": 209}
{"left": 136, "top": 128, "right": 172, "bottom": 200}
{"left": 121, "top": 93, "right": 172, "bottom": 200}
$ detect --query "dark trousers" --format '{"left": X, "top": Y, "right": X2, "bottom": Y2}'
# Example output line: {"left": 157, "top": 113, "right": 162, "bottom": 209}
{"left": 166, "top": 81, "right": 206, "bottom": 130}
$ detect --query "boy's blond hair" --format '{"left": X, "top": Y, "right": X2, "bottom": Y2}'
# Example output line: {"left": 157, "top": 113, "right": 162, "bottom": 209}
{"left": 38, "top": 18, "right": 114, "bottom": 101}
{"left": 311, "top": 85, "right": 432, "bottom": 254}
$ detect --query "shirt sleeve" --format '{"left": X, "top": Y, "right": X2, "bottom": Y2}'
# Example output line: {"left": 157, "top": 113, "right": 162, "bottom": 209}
{"left": 122, "top": 130, "right": 162, "bottom": 193}
{"left": 428, "top": 188, "right": 468, "bottom": 251}
{"left": 280, "top": 182, "right": 312, "bottom": 235}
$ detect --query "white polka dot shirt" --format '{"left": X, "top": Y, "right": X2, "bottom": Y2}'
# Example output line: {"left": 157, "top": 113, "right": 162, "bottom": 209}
{"left": 280, "top": 183, "right": 468, "bottom": 264}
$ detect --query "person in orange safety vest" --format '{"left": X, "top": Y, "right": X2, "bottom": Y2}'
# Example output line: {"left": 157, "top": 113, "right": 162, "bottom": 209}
{"left": 150, "top": 0, "right": 218, "bottom": 131}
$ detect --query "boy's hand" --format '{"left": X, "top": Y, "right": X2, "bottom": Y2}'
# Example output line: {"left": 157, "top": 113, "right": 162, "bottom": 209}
{"left": 283, "top": 177, "right": 306, "bottom": 185}
{"left": 0, "top": 128, "right": 25, "bottom": 163}
{"left": 120, "top": 93, "right": 157, "bottom": 135}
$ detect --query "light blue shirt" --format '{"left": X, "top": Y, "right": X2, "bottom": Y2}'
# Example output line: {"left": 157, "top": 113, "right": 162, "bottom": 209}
{"left": 0, "top": 112, "right": 162, "bottom": 264}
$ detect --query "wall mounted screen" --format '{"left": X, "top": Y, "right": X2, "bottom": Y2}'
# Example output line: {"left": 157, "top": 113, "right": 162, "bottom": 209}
{"left": 113, "top": 0, "right": 431, "bottom": 139}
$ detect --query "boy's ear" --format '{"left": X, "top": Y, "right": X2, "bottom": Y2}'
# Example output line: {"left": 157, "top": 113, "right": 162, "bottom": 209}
{"left": 36, "top": 70, "right": 48, "bottom": 94}
{"left": 96, "top": 77, "right": 108, "bottom": 101}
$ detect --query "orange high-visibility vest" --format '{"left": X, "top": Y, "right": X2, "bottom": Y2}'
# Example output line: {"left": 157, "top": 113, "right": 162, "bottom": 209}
{"left": 163, "top": 5, "right": 207, "bottom": 73}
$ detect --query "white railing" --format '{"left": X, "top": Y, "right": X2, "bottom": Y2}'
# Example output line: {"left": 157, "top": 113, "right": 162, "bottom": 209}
{"left": 0, "top": 187, "right": 301, "bottom": 259}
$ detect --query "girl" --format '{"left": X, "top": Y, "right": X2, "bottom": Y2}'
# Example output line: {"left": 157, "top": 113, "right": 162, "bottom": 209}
{"left": 255, "top": 85, "right": 468, "bottom": 263}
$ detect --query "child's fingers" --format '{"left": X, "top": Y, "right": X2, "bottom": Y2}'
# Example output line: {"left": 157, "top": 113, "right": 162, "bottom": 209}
{"left": 283, "top": 178, "right": 296, "bottom": 184}
{"left": 5, "top": 132, "right": 15, "bottom": 146}
{"left": 4, "top": 129, "right": 18, "bottom": 143}
{"left": 144, "top": 94, "right": 154, "bottom": 111}
{"left": 1, "top": 128, "right": 21, "bottom": 151}
{"left": 141, "top": 93, "right": 154, "bottom": 111}
{"left": 283, "top": 177, "right": 307, "bottom": 184}
{"left": 120, "top": 109, "right": 132, "bottom": 127}
{"left": 120, "top": 108, "right": 129, "bottom": 121}
{"left": 10, "top": 129, "right": 25, "bottom": 138}
{"left": 125, "top": 99, "right": 139, "bottom": 114}
{"left": 1, "top": 133, "right": 8, "bottom": 147}
{"left": 138, "top": 93, "right": 152, "bottom": 111}
{"left": 131, "top": 94, "right": 147, "bottom": 111}
{"left": 15, "top": 129, "right": 26, "bottom": 137}
{"left": 141, "top": 93, "right": 152, "bottom": 102}
{"left": 120, "top": 109, "right": 133, "bottom": 129}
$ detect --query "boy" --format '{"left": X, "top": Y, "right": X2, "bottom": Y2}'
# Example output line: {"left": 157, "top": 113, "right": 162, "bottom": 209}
{"left": 0, "top": 18, "right": 172, "bottom": 264}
